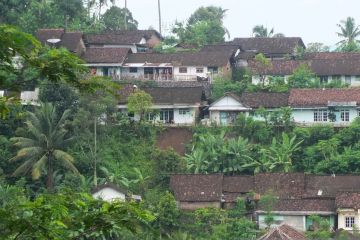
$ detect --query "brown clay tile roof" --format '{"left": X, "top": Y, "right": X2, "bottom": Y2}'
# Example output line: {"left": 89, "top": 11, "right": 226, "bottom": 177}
{"left": 36, "top": 29, "right": 65, "bottom": 44}
{"left": 223, "top": 175, "right": 254, "bottom": 193}
{"left": 336, "top": 192, "right": 360, "bottom": 209}
{"left": 258, "top": 223, "right": 307, "bottom": 240}
{"left": 170, "top": 174, "right": 223, "bottom": 202}
{"left": 254, "top": 173, "right": 305, "bottom": 199}
{"left": 289, "top": 88, "right": 360, "bottom": 107}
{"left": 264, "top": 199, "right": 336, "bottom": 212}
{"left": 305, "top": 175, "right": 360, "bottom": 198}
{"left": 232, "top": 37, "right": 305, "bottom": 55}
{"left": 240, "top": 92, "right": 289, "bottom": 108}
{"left": 124, "top": 50, "right": 235, "bottom": 66}
{"left": 119, "top": 86, "right": 204, "bottom": 105}
{"left": 61, "top": 32, "right": 83, "bottom": 52}
{"left": 81, "top": 48, "right": 131, "bottom": 64}
{"left": 84, "top": 30, "right": 161, "bottom": 45}
{"left": 35, "top": 29, "right": 83, "bottom": 53}
{"left": 248, "top": 60, "right": 303, "bottom": 75}
{"left": 304, "top": 52, "right": 360, "bottom": 60}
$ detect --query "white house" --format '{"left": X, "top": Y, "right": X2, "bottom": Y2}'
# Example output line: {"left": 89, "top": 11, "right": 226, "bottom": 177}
{"left": 91, "top": 183, "right": 127, "bottom": 202}
{"left": 336, "top": 192, "right": 360, "bottom": 232}
{"left": 289, "top": 88, "right": 360, "bottom": 126}
{"left": 249, "top": 53, "right": 360, "bottom": 87}
{"left": 118, "top": 86, "right": 205, "bottom": 125}
{"left": 208, "top": 92, "right": 289, "bottom": 125}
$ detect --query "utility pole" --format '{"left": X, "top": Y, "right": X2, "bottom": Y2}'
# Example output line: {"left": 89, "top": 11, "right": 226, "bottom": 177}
{"left": 158, "top": 0, "right": 162, "bottom": 34}
{"left": 93, "top": 117, "right": 97, "bottom": 186}
{"left": 124, "top": 0, "right": 127, "bottom": 30}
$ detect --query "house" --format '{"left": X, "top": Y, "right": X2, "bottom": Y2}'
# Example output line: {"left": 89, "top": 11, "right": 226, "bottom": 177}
{"left": 91, "top": 183, "right": 127, "bottom": 202}
{"left": 231, "top": 37, "right": 305, "bottom": 59}
{"left": 36, "top": 29, "right": 85, "bottom": 55}
{"left": 258, "top": 223, "right": 307, "bottom": 240}
{"left": 0, "top": 88, "right": 39, "bottom": 106}
{"left": 249, "top": 52, "right": 360, "bottom": 87}
{"left": 289, "top": 88, "right": 360, "bottom": 126}
{"left": 170, "top": 174, "right": 223, "bottom": 210}
{"left": 208, "top": 92, "right": 289, "bottom": 125}
{"left": 336, "top": 192, "right": 360, "bottom": 231}
{"left": 121, "top": 48, "right": 237, "bottom": 82}
{"left": 170, "top": 173, "right": 360, "bottom": 232}
{"left": 118, "top": 86, "right": 205, "bottom": 125}
{"left": 81, "top": 48, "right": 132, "bottom": 80}
{"left": 84, "top": 30, "right": 162, "bottom": 53}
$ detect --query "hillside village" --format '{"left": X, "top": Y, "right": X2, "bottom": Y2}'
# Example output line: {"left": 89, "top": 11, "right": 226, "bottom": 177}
{"left": 2, "top": 1, "right": 360, "bottom": 239}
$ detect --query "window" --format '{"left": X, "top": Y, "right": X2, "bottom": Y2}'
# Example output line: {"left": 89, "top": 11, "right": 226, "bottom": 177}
{"left": 103, "top": 67, "right": 109, "bottom": 76}
{"left": 356, "top": 76, "right": 360, "bottom": 82}
{"left": 144, "top": 68, "right": 154, "bottom": 74}
{"left": 146, "top": 113, "right": 155, "bottom": 121}
{"left": 314, "top": 110, "right": 328, "bottom": 122}
{"left": 129, "top": 67, "right": 138, "bottom": 73}
{"left": 340, "top": 109, "right": 350, "bottom": 122}
{"left": 179, "top": 108, "right": 190, "bottom": 115}
{"left": 319, "top": 76, "right": 328, "bottom": 84}
{"left": 345, "top": 216, "right": 355, "bottom": 228}
{"left": 208, "top": 66, "right": 218, "bottom": 74}
{"left": 345, "top": 75, "right": 352, "bottom": 85}
{"left": 179, "top": 67, "right": 187, "bottom": 73}
{"left": 196, "top": 67, "right": 204, "bottom": 73}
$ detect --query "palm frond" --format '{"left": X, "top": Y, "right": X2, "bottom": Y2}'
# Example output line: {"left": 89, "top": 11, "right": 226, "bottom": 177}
{"left": 10, "top": 137, "right": 37, "bottom": 148}
{"left": 32, "top": 154, "right": 47, "bottom": 180}
{"left": 10, "top": 147, "right": 43, "bottom": 162}
{"left": 53, "top": 150, "right": 79, "bottom": 174}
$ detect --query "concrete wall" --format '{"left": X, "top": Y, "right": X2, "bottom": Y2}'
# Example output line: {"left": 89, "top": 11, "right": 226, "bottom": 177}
{"left": 92, "top": 187, "right": 126, "bottom": 202}
{"left": 173, "top": 66, "right": 208, "bottom": 80}
{"left": 292, "top": 108, "right": 359, "bottom": 125}
{"left": 258, "top": 214, "right": 306, "bottom": 232}
{"left": 179, "top": 201, "right": 221, "bottom": 210}
{"left": 252, "top": 75, "right": 360, "bottom": 87}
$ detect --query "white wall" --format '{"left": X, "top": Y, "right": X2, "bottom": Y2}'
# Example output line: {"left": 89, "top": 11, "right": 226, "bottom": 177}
{"left": 173, "top": 66, "right": 208, "bottom": 80}
{"left": 338, "top": 210, "right": 360, "bottom": 231}
{"left": 121, "top": 67, "right": 145, "bottom": 79}
{"left": 292, "top": 108, "right": 359, "bottom": 125}
{"left": 92, "top": 187, "right": 126, "bottom": 202}
{"left": 173, "top": 108, "right": 196, "bottom": 124}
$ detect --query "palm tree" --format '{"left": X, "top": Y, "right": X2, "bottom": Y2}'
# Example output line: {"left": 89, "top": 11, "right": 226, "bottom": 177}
{"left": 336, "top": 17, "right": 360, "bottom": 45}
{"left": 10, "top": 103, "right": 79, "bottom": 190}
{"left": 252, "top": 25, "right": 284, "bottom": 38}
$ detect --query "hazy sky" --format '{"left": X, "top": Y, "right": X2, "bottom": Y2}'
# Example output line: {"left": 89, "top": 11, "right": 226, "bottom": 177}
{"left": 115, "top": 0, "right": 360, "bottom": 46}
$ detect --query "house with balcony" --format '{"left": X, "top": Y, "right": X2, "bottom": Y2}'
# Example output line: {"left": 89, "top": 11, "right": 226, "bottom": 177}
{"left": 81, "top": 48, "right": 132, "bottom": 80}
{"left": 118, "top": 86, "right": 205, "bottom": 125}
{"left": 121, "top": 48, "right": 237, "bottom": 82}
{"left": 289, "top": 88, "right": 360, "bottom": 126}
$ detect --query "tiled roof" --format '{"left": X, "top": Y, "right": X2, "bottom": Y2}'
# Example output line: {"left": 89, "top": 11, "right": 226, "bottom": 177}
{"left": 119, "top": 86, "right": 205, "bottom": 105}
{"left": 254, "top": 173, "right": 305, "bottom": 199}
{"left": 223, "top": 175, "right": 254, "bottom": 193}
{"left": 36, "top": 29, "right": 64, "bottom": 44}
{"left": 61, "top": 32, "right": 83, "bottom": 52}
{"left": 231, "top": 37, "right": 305, "bottom": 55}
{"left": 289, "top": 88, "right": 360, "bottom": 107}
{"left": 249, "top": 57, "right": 360, "bottom": 76}
{"left": 264, "top": 199, "right": 336, "bottom": 212}
{"left": 336, "top": 192, "right": 360, "bottom": 209}
{"left": 240, "top": 92, "right": 289, "bottom": 108}
{"left": 305, "top": 175, "right": 360, "bottom": 198}
{"left": 170, "top": 174, "right": 223, "bottom": 202}
{"left": 124, "top": 50, "right": 235, "bottom": 66}
{"left": 304, "top": 52, "right": 360, "bottom": 60}
{"left": 258, "top": 223, "right": 307, "bottom": 240}
{"left": 35, "top": 29, "right": 83, "bottom": 53}
{"left": 84, "top": 30, "right": 161, "bottom": 45}
{"left": 81, "top": 48, "right": 131, "bottom": 64}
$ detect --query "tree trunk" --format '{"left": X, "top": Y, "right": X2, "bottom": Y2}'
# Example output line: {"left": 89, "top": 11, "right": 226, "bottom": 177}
{"left": 46, "top": 155, "right": 54, "bottom": 191}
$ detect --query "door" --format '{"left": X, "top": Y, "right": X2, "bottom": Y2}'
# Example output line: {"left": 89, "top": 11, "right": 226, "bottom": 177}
{"left": 160, "top": 109, "right": 174, "bottom": 124}
{"left": 220, "top": 112, "right": 228, "bottom": 125}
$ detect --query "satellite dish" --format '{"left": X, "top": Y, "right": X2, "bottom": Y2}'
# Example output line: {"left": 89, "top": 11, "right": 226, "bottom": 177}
{"left": 46, "top": 38, "right": 61, "bottom": 44}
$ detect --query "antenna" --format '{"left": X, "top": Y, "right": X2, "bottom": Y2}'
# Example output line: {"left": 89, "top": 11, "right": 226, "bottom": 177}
{"left": 158, "top": 0, "right": 162, "bottom": 34}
